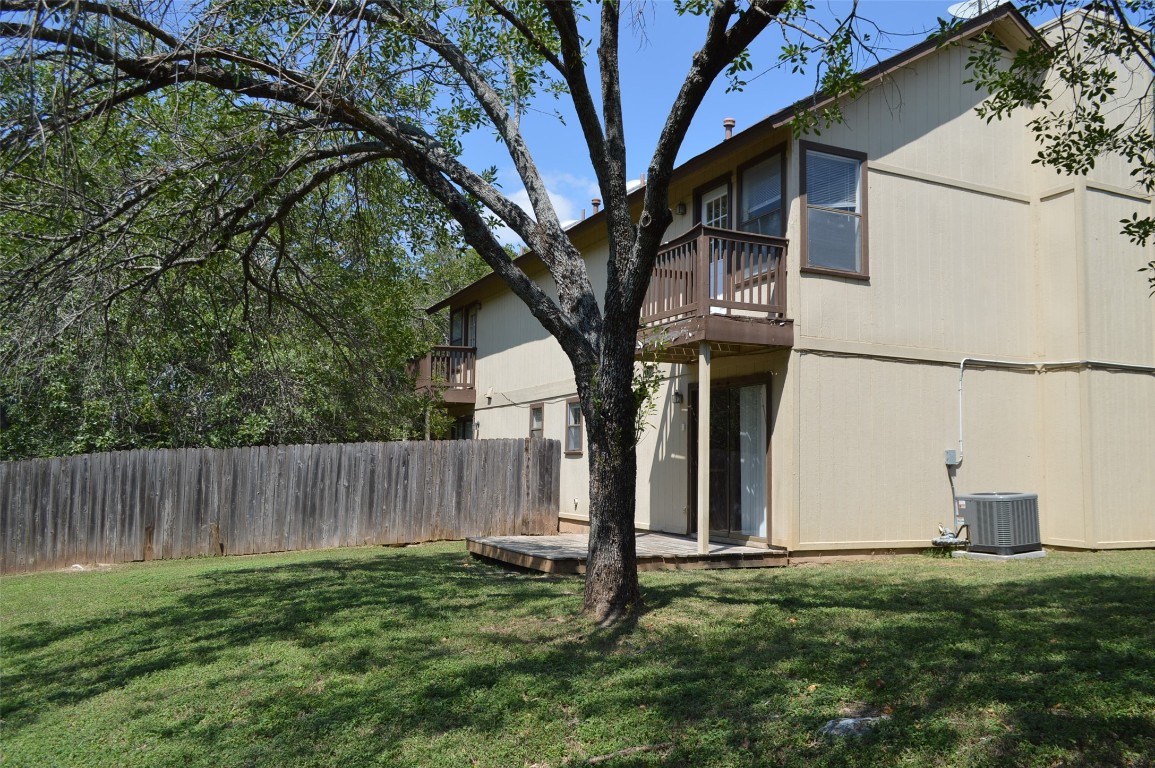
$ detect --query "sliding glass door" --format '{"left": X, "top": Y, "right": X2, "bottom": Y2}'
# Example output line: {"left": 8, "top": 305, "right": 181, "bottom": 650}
{"left": 691, "top": 380, "right": 769, "bottom": 541}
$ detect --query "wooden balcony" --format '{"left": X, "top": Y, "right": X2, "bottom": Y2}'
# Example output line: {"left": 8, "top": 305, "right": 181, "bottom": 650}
{"left": 414, "top": 345, "right": 477, "bottom": 405}
{"left": 639, "top": 224, "right": 793, "bottom": 362}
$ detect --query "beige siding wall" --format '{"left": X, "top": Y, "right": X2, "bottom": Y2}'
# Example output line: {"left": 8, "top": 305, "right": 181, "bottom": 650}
{"left": 1081, "top": 188, "right": 1155, "bottom": 364}
{"left": 778, "top": 35, "right": 1154, "bottom": 552}
{"left": 1084, "top": 370, "right": 1155, "bottom": 546}
{"left": 1037, "top": 371, "right": 1089, "bottom": 546}
{"left": 791, "top": 43, "right": 1038, "bottom": 356}
{"left": 799, "top": 173, "right": 1036, "bottom": 355}
{"left": 1037, "top": 190, "right": 1082, "bottom": 360}
{"left": 1037, "top": 10, "right": 1154, "bottom": 194}
{"left": 473, "top": 242, "right": 608, "bottom": 400}
{"left": 636, "top": 372, "right": 693, "bottom": 533}
{"left": 793, "top": 354, "right": 945, "bottom": 549}
{"left": 791, "top": 355, "right": 1039, "bottom": 550}
{"left": 785, "top": 354, "right": 1152, "bottom": 552}
{"left": 810, "top": 44, "right": 1033, "bottom": 193}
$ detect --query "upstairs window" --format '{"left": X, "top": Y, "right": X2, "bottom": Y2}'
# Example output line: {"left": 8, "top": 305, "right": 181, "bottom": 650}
{"left": 739, "top": 152, "right": 784, "bottom": 236}
{"left": 565, "top": 399, "right": 583, "bottom": 455}
{"left": 700, "top": 183, "right": 730, "bottom": 228}
{"left": 802, "top": 143, "right": 868, "bottom": 277}
{"left": 449, "top": 304, "right": 478, "bottom": 346}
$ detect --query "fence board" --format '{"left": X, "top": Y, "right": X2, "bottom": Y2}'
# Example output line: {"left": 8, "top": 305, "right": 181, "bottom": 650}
{"left": 1, "top": 439, "right": 559, "bottom": 573}
{"left": 27, "top": 461, "right": 42, "bottom": 568}
{"left": 367, "top": 443, "right": 385, "bottom": 546}
{"left": 95, "top": 452, "right": 112, "bottom": 563}
{"left": 385, "top": 442, "right": 398, "bottom": 543}
{"left": 353, "top": 444, "right": 370, "bottom": 546}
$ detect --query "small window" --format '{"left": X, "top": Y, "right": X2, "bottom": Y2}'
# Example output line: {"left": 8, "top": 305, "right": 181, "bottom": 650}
{"left": 801, "top": 142, "right": 868, "bottom": 277}
{"left": 449, "top": 304, "right": 478, "bottom": 346}
{"left": 529, "top": 403, "right": 544, "bottom": 439}
{"left": 565, "top": 399, "right": 583, "bottom": 454}
{"left": 449, "top": 309, "right": 464, "bottom": 346}
{"left": 739, "top": 153, "right": 783, "bottom": 236}
{"left": 701, "top": 184, "right": 730, "bottom": 228}
{"left": 450, "top": 415, "right": 474, "bottom": 440}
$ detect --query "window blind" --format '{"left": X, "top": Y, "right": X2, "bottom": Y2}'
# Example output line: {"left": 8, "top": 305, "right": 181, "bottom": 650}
{"left": 743, "top": 157, "right": 781, "bottom": 217}
{"left": 806, "top": 151, "right": 859, "bottom": 211}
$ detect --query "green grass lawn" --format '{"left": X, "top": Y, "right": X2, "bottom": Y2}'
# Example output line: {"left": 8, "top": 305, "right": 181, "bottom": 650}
{"left": 2, "top": 544, "right": 1153, "bottom": 767}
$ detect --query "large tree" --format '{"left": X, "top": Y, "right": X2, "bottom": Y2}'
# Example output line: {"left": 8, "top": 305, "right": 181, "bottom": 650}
{"left": 0, "top": 0, "right": 867, "bottom": 620}
{"left": 960, "top": 0, "right": 1155, "bottom": 289}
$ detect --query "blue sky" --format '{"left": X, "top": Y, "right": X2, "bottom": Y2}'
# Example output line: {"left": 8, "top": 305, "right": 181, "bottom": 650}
{"left": 462, "top": 0, "right": 997, "bottom": 236}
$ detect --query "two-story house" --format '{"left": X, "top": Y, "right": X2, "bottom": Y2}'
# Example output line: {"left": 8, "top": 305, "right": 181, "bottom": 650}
{"left": 418, "top": 3, "right": 1155, "bottom": 557}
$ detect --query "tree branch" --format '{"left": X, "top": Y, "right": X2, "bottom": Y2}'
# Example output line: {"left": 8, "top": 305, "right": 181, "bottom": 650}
{"left": 543, "top": 3, "right": 610, "bottom": 195}
{"left": 0, "top": 4, "right": 608, "bottom": 339}
{"left": 400, "top": 150, "right": 596, "bottom": 367}
{"left": 0, "top": 0, "right": 181, "bottom": 49}
{"left": 481, "top": 0, "right": 565, "bottom": 74}
{"left": 372, "top": 0, "right": 570, "bottom": 243}
{"left": 1105, "top": 0, "right": 1155, "bottom": 75}
{"left": 625, "top": 0, "right": 785, "bottom": 309}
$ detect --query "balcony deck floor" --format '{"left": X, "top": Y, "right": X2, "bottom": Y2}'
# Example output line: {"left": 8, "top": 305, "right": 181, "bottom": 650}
{"left": 467, "top": 532, "right": 787, "bottom": 574}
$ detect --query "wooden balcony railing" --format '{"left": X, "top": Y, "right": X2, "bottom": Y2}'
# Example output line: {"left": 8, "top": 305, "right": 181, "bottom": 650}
{"left": 641, "top": 224, "right": 787, "bottom": 327}
{"left": 414, "top": 346, "right": 476, "bottom": 403}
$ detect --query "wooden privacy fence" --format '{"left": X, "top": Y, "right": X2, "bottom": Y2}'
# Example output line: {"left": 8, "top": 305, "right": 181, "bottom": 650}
{"left": 1, "top": 439, "right": 560, "bottom": 574}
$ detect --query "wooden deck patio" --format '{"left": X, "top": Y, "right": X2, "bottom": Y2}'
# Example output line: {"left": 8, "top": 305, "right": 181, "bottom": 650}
{"left": 466, "top": 532, "right": 788, "bottom": 574}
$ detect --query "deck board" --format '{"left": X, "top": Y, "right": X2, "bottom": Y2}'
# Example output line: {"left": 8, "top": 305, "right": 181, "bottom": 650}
{"left": 467, "top": 532, "right": 788, "bottom": 573}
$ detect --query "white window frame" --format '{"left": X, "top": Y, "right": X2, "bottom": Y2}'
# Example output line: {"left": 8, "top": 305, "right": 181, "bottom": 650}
{"left": 529, "top": 403, "right": 544, "bottom": 440}
{"left": 564, "top": 399, "right": 583, "bottom": 455}
{"left": 701, "top": 183, "right": 730, "bottom": 229}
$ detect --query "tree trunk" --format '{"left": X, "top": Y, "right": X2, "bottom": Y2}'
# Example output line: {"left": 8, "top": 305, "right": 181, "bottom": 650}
{"left": 581, "top": 324, "right": 643, "bottom": 622}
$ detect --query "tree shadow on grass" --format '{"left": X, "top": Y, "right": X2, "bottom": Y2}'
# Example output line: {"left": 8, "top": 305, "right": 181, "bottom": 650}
{"left": 2, "top": 551, "right": 572, "bottom": 723}
{"left": 632, "top": 567, "right": 1155, "bottom": 766}
{"left": 3, "top": 549, "right": 1153, "bottom": 767}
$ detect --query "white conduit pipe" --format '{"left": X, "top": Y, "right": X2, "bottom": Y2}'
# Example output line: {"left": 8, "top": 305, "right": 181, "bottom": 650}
{"left": 955, "top": 357, "right": 1155, "bottom": 466}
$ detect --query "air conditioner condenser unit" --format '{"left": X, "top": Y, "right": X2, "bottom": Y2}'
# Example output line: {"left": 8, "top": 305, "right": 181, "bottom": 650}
{"left": 955, "top": 492, "right": 1041, "bottom": 555}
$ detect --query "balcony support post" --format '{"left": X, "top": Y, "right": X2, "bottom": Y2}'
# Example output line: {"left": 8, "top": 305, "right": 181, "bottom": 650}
{"left": 696, "top": 341, "right": 711, "bottom": 555}
{"left": 695, "top": 230, "right": 710, "bottom": 314}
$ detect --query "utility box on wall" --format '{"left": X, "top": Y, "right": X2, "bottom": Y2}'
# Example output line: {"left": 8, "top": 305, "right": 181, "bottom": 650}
{"left": 956, "top": 492, "right": 1042, "bottom": 555}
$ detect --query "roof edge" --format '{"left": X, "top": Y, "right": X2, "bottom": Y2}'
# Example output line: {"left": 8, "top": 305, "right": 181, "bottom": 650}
{"left": 426, "top": 250, "right": 543, "bottom": 314}
{"left": 675, "top": 3, "right": 1042, "bottom": 178}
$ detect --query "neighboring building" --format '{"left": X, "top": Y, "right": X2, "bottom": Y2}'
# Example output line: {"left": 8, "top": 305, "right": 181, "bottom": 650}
{"left": 417, "top": 4, "right": 1155, "bottom": 556}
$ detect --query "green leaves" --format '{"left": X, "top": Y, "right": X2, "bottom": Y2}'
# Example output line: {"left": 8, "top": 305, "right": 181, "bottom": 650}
{"left": 725, "top": 48, "right": 753, "bottom": 93}
{"left": 0, "top": 55, "right": 488, "bottom": 458}
{"left": 673, "top": 0, "right": 717, "bottom": 17}
{"left": 770, "top": 4, "right": 866, "bottom": 138}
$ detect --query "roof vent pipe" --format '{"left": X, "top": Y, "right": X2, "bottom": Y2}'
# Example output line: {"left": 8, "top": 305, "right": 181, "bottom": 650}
{"left": 723, "top": 117, "right": 736, "bottom": 140}
{"left": 591, "top": 198, "right": 601, "bottom": 213}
